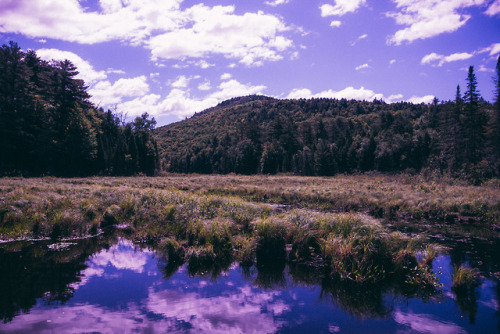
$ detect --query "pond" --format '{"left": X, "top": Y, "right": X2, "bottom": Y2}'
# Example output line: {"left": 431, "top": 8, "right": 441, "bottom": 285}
{"left": 0, "top": 232, "right": 498, "bottom": 333}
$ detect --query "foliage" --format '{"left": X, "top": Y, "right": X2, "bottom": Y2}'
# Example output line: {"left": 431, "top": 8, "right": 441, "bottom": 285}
{"left": 0, "top": 42, "right": 159, "bottom": 176}
{"left": 157, "top": 66, "right": 499, "bottom": 182}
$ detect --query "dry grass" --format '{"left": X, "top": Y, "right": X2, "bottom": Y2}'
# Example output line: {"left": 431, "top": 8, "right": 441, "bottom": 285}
{"left": 0, "top": 174, "right": 497, "bottom": 287}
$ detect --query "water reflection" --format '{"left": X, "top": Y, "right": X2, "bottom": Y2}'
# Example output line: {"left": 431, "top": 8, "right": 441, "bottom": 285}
{"left": 0, "top": 235, "right": 498, "bottom": 333}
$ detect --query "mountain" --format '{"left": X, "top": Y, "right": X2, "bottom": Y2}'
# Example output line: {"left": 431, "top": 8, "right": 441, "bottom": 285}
{"left": 155, "top": 94, "right": 497, "bottom": 179}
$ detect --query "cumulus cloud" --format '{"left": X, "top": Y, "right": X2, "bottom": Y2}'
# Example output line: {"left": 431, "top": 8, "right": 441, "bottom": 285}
{"left": 485, "top": 0, "right": 500, "bottom": 15}
{"left": 406, "top": 95, "right": 435, "bottom": 104}
{"left": 286, "top": 86, "right": 384, "bottom": 101}
{"left": 0, "top": 0, "right": 293, "bottom": 67}
{"left": 320, "top": 0, "right": 366, "bottom": 17}
{"left": 89, "top": 76, "right": 150, "bottom": 106}
{"left": 421, "top": 52, "right": 474, "bottom": 66}
{"left": 387, "top": 0, "right": 487, "bottom": 45}
{"left": 148, "top": 5, "right": 293, "bottom": 66}
{"left": 198, "top": 81, "right": 212, "bottom": 91}
{"left": 330, "top": 20, "right": 342, "bottom": 27}
{"left": 171, "top": 75, "right": 190, "bottom": 88}
{"left": 286, "top": 87, "right": 433, "bottom": 104}
{"left": 220, "top": 73, "right": 232, "bottom": 80}
{"left": 117, "top": 79, "right": 266, "bottom": 119}
{"left": 36, "top": 48, "right": 107, "bottom": 84}
{"left": 0, "top": 0, "right": 182, "bottom": 45}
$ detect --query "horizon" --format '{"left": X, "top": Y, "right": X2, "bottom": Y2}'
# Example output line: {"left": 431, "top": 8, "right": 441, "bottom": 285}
{"left": 1, "top": 0, "right": 499, "bottom": 126}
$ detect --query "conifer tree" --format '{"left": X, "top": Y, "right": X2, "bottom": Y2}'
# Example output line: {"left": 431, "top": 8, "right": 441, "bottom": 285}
{"left": 492, "top": 56, "right": 500, "bottom": 166}
{"left": 463, "top": 66, "right": 486, "bottom": 165}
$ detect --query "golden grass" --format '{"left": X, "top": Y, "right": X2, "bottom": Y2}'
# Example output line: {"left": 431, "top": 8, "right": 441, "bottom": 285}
{"left": 0, "top": 174, "right": 497, "bottom": 287}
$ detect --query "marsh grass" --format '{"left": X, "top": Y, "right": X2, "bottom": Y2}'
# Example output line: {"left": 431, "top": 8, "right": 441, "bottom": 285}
{"left": 452, "top": 264, "right": 480, "bottom": 291}
{"left": 1, "top": 174, "right": 496, "bottom": 288}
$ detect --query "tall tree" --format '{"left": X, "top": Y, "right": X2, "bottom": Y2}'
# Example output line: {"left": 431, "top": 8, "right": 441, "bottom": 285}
{"left": 492, "top": 56, "right": 500, "bottom": 167}
{"left": 463, "top": 66, "right": 486, "bottom": 165}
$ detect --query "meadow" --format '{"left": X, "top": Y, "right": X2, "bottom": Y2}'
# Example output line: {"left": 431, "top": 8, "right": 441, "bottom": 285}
{"left": 1, "top": 174, "right": 498, "bottom": 288}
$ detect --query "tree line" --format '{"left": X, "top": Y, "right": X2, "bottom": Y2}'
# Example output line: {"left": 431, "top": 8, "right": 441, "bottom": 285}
{"left": 0, "top": 42, "right": 159, "bottom": 176}
{"left": 158, "top": 58, "right": 500, "bottom": 183}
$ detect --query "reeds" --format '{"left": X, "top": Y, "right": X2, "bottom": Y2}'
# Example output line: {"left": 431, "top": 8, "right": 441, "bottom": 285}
{"left": 452, "top": 265, "right": 480, "bottom": 290}
{"left": 1, "top": 174, "right": 494, "bottom": 288}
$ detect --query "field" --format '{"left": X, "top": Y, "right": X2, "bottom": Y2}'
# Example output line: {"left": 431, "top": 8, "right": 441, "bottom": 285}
{"left": 1, "top": 174, "right": 499, "bottom": 287}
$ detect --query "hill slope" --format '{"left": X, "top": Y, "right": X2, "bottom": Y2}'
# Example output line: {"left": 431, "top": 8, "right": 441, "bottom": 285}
{"left": 155, "top": 95, "right": 496, "bottom": 178}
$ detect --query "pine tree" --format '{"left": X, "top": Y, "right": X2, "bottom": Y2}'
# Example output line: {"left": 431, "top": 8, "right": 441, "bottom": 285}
{"left": 463, "top": 66, "right": 486, "bottom": 165}
{"left": 492, "top": 56, "right": 500, "bottom": 167}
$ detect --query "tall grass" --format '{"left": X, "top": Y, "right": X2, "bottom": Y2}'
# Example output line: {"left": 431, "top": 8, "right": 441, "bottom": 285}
{"left": 1, "top": 174, "right": 494, "bottom": 288}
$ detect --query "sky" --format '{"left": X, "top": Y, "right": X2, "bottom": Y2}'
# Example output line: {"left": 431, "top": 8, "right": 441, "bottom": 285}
{"left": 1, "top": 0, "right": 499, "bottom": 126}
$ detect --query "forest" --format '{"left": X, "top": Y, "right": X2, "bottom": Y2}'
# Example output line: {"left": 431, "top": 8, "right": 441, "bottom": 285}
{"left": 0, "top": 42, "right": 159, "bottom": 177}
{"left": 1, "top": 40, "right": 500, "bottom": 182}
{"left": 157, "top": 59, "right": 500, "bottom": 183}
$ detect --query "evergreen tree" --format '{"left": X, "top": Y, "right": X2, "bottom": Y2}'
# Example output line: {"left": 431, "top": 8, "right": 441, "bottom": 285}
{"left": 463, "top": 66, "right": 486, "bottom": 165}
{"left": 492, "top": 56, "right": 500, "bottom": 168}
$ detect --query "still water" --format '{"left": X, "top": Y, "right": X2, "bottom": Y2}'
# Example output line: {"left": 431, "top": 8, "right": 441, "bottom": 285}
{"left": 0, "top": 233, "right": 498, "bottom": 333}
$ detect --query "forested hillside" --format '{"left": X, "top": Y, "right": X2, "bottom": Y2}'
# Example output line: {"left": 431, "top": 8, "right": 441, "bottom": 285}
{"left": 0, "top": 42, "right": 159, "bottom": 176}
{"left": 156, "top": 60, "right": 500, "bottom": 182}
{"left": 2, "top": 40, "right": 499, "bottom": 181}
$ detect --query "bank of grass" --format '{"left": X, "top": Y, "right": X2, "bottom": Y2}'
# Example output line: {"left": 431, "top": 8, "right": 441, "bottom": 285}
{"left": 0, "top": 174, "right": 498, "bottom": 286}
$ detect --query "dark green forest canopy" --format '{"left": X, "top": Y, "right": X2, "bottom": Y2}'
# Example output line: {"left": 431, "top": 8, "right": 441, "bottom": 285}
{"left": 156, "top": 83, "right": 499, "bottom": 182}
{"left": 0, "top": 42, "right": 159, "bottom": 176}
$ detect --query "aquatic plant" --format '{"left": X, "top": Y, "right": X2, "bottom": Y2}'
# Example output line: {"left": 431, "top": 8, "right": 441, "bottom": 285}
{"left": 452, "top": 264, "right": 480, "bottom": 290}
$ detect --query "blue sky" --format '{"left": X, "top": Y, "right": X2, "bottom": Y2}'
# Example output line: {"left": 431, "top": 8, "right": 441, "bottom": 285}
{"left": 1, "top": 0, "right": 499, "bottom": 125}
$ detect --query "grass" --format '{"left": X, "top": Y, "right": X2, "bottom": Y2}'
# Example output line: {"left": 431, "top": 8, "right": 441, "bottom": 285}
{"left": 0, "top": 174, "right": 498, "bottom": 287}
{"left": 452, "top": 264, "right": 480, "bottom": 290}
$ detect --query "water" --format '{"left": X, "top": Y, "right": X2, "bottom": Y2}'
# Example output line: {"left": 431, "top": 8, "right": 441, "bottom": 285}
{"left": 0, "top": 234, "right": 498, "bottom": 333}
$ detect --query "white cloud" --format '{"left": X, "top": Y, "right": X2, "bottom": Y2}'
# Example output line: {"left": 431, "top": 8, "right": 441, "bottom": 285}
{"left": 117, "top": 79, "right": 266, "bottom": 119}
{"left": 265, "top": 0, "right": 291, "bottom": 6}
{"left": 0, "top": 0, "right": 293, "bottom": 67}
{"left": 485, "top": 0, "right": 500, "bottom": 15}
{"left": 171, "top": 75, "right": 190, "bottom": 88}
{"left": 407, "top": 95, "right": 435, "bottom": 104}
{"left": 211, "top": 80, "right": 267, "bottom": 101}
{"left": 194, "top": 60, "right": 214, "bottom": 69}
{"left": 330, "top": 20, "right": 342, "bottom": 27}
{"left": 107, "top": 69, "right": 126, "bottom": 75}
{"left": 479, "top": 42, "right": 500, "bottom": 56}
{"left": 351, "top": 33, "right": 368, "bottom": 46}
{"left": 421, "top": 51, "right": 474, "bottom": 66}
{"left": 355, "top": 63, "right": 370, "bottom": 70}
{"left": 320, "top": 0, "right": 366, "bottom": 17}
{"left": 286, "top": 86, "right": 384, "bottom": 101}
{"left": 148, "top": 4, "right": 293, "bottom": 66}
{"left": 89, "top": 76, "right": 149, "bottom": 106}
{"left": 390, "top": 59, "right": 397, "bottom": 65}
{"left": 387, "top": 0, "right": 487, "bottom": 45}
{"left": 478, "top": 64, "right": 495, "bottom": 72}
{"left": 387, "top": 94, "right": 404, "bottom": 102}
{"left": 285, "top": 87, "right": 432, "bottom": 104}
{"left": 36, "top": 48, "right": 107, "bottom": 84}
{"left": 198, "top": 81, "right": 212, "bottom": 91}
{"left": 0, "top": 0, "right": 183, "bottom": 45}
{"left": 220, "top": 73, "right": 232, "bottom": 80}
